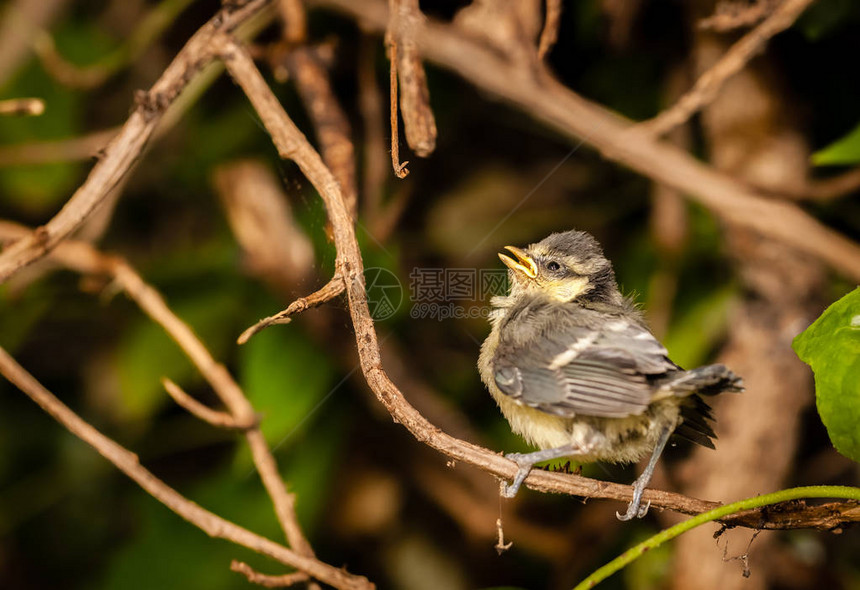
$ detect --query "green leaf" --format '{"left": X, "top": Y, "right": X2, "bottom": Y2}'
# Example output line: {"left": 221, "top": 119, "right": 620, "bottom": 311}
{"left": 792, "top": 287, "right": 860, "bottom": 463}
{"left": 812, "top": 122, "right": 860, "bottom": 166}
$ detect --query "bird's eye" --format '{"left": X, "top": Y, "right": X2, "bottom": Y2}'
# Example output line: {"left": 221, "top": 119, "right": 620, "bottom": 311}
{"left": 546, "top": 261, "right": 561, "bottom": 272}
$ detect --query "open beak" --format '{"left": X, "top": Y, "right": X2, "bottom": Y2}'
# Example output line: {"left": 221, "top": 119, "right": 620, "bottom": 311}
{"left": 498, "top": 246, "right": 538, "bottom": 279}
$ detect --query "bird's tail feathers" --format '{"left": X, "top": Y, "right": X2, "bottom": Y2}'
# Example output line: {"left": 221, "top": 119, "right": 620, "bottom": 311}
{"left": 659, "top": 364, "right": 743, "bottom": 397}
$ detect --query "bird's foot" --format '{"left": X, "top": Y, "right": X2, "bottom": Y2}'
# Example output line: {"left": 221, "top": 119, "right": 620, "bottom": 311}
{"left": 501, "top": 453, "right": 532, "bottom": 498}
{"left": 616, "top": 499, "right": 651, "bottom": 521}
{"left": 501, "top": 444, "right": 580, "bottom": 498}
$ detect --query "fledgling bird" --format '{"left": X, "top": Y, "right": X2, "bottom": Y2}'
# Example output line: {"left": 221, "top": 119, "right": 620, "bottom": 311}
{"left": 479, "top": 229, "right": 742, "bottom": 520}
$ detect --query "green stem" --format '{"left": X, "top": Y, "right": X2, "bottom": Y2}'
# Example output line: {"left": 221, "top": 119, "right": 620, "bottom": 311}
{"left": 574, "top": 485, "right": 860, "bottom": 590}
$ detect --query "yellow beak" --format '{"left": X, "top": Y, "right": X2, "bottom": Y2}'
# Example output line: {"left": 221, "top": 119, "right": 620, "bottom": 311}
{"left": 499, "top": 246, "right": 538, "bottom": 279}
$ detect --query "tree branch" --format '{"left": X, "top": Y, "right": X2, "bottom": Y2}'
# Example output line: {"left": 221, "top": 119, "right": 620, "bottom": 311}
{"left": 0, "top": 221, "right": 320, "bottom": 576}
{"left": 214, "top": 33, "right": 860, "bottom": 531}
{"left": 312, "top": 0, "right": 860, "bottom": 282}
{"left": 0, "top": 347, "right": 372, "bottom": 590}
{"left": 636, "top": 0, "right": 816, "bottom": 137}
{"left": 231, "top": 560, "right": 310, "bottom": 588}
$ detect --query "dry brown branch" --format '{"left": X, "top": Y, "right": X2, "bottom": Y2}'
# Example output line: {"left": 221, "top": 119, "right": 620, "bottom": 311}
{"left": 313, "top": 0, "right": 860, "bottom": 282}
{"left": 0, "top": 221, "right": 318, "bottom": 571}
{"left": 110, "top": 265, "right": 318, "bottom": 560}
{"left": 215, "top": 32, "right": 860, "bottom": 531}
{"left": 636, "top": 0, "right": 815, "bottom": 137}
{"left": 238, "top": 273, "right": 346, "bottom": 344}
{"left": 537, "top": 0, "right": 562, "bottom": 60}
{"left": 0, "top": 347, "right": 371, "bottom": 590}
{"left": 0, "top": 0, "right": 274, "bottom": 284}
{"left": 162, "top": 377, "right": 254, "bottom": 430}
{"left": 0, "top": 98, "right": 45, "bottom": 116}
{"left": 385, "top": 16, "right": 409, "bottom": 179}
{"left": 286, "top": 48, "right": 359, "bottom": 217}
{"left": 699, "top": 0, "right": 779, "bottom": 32}
{"left": 232, "top": 560, "right": 310, "bottom": 588}
{"left": 213, "top": 159, "right": 315, "bottom": 290}
{"left": 392, "top": 0, "right": 437, "bottom": 157}
{"left": 279, "top": 0, "right": 307, "bottom": 44}
{"left": 758, "top": 167, "right": 860, "bottom": 201}
{"left": 0, "top": 127, "right": 119, "bottom": 167}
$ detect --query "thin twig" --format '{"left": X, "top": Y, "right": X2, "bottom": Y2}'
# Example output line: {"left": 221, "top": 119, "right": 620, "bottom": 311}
{"left": 238, "top": 273, "right": 346, "bottom": 344}
{"left": 0, "top": 220, "right": 316, "bottom": 565}
{"left": 285, "top": 48, "right": 359, "bottom": 217}
{"left": 0, "top": 97, "right": 45, "bottom": 116}
{"left": 162, "top": 377, "right": 254, "bottom": 430}
{"left": 232, "top": 561, "right": 310, "bottom": 588}
{"left": 0, "top": 347, "right": 372, "bottom": 590}
{"left": 385, "top": 0, "right": 409, "bottom": 178}
{"left": 757, "top": 167, "right": 860, "bottom": 201}
{"left": 313, "top": 0, "right": 860, "bottom": 282}
{"left": 0, "top": 127, "right": 119, "bottom": 167}
{"left": 279, "top": 0, "right": 307, "bottom": 44}
{"left": 636, "top": 0, "right": 816, "bottom": 137}
{"left": 111, "top": 261, "right": 317, "bottom": 560}
{"left": 392, "top": 0, "right": 437, "bottom": 157}
{"left": 213, "top": 33, "right": 860, "bottom": 531}
{"left": 537, "top": 0, "right": 562, "bottom": 60}
{"left": 699, "top": 0, "right": 779, "bottom": 32}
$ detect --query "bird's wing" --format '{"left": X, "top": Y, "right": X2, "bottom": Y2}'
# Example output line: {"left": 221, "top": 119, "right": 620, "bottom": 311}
{"left": 492, "top": 319, "right": 674, "bottom": 419}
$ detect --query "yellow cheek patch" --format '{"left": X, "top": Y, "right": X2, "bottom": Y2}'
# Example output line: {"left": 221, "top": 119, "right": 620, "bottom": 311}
{"left": 547, "top": 277, "right": 590, "bottom": 302}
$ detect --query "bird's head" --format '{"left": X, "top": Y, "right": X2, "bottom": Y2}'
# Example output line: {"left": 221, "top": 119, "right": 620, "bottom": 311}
{"left": 498, "top": 230, "right": 619, "bottom": 303}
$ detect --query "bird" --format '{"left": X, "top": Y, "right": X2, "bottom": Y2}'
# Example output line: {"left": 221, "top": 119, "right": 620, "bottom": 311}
{"left": 478, "top": 229, "right": 743, "bottom": 520}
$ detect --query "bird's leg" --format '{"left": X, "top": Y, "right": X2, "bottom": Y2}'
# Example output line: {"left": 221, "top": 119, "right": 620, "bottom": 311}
{"left": 502, "top": 442, "right": 587, "bottom": 498}
{"left": 617, "top": 425, "right": 673, "bottom": 521}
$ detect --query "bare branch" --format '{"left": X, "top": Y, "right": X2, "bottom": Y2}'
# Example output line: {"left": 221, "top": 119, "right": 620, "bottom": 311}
{"left": 213, "top": 32, "right": 860, "bottom": 531}
{"left": 758, "top": 167, "right": 860, "bottom": 201}
{"left": 393, "top": 0, "right": 437, "bottom": 157}
{"left": 636, "top": 0, "right": 816, "bottom": 137}
{"left": 285, "top": 48, "right": 359, "bottom": 217}
{"left": 699, "top": 0, "right": 779, "bottom": 32}
{"left": 537, "top": 0, "right": 562, "bottom": 60}
{"left": 0, "top": 97, "right": 45, "bottom": 116}
{"left": 0, "top": 347, "right": 372, "bottom": 590}
{"left": 279, "top": 0, "right": 307, "bottom": 44}
{"left": 232, "top": 560, "right": 310, "bottom": 588}
{"left": 313, "top": 0, "right": 860, "bottom": 282}
{"left": 385, "top": 17, "right": 409, "bottom": 178}
{"left": 162, "top": 377, "right": 255, "bottom": 430}
{"left": 0, "top": 127, "right": 118, "bottom": 167}
{"left": 0, "top": 220, "right": 317, "bottom": 566}
{"left": 238, "top": 273, "right": 346, "bottom": 344}
{"left": 213, "top": 159, "right": 315, "bottom": 290}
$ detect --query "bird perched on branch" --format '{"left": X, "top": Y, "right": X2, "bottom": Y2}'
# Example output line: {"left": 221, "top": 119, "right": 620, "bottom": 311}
{"left": 478, "top": 229, "right": 742, "bottom": 520}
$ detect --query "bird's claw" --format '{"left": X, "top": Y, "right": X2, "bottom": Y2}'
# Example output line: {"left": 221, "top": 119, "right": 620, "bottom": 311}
{"left": 502, "top": 453, "right": 532, "bottom": 499}
{"left": 616, "top": 499, "right": 651, "bottom": 521}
